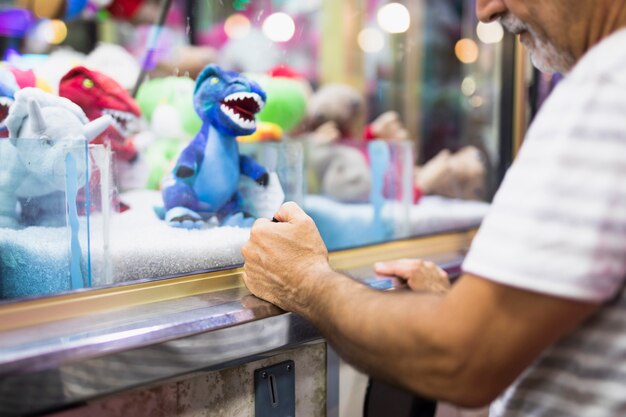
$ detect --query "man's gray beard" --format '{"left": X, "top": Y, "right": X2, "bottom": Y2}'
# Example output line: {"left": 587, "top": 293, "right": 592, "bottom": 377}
{"left": 500, "top": 13, "right": 574, "bottom": 74}
{"left": 500, "top": 13, "right": 526, "bottom": 35}
{"left": 526, "top": 32, "right": 574, "bottom": 74}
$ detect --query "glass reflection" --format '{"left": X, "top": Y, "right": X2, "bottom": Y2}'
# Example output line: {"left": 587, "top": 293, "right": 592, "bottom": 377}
{"left": 0, "top": 0, "right": 502, "bottom": 299}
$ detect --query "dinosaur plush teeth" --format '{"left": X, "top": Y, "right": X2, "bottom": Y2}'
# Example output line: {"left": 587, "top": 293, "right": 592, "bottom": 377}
{"left": 102, "top": 108, "right": 138, "bottom": 135}
{"left": 222, "top": 92, "right": 264, "bottom": 120}
{"left": 226, "top": 91, "right": 265, "bottom": 108}
{"left": 220, "top": 102, "right": 256, "bottom": 129}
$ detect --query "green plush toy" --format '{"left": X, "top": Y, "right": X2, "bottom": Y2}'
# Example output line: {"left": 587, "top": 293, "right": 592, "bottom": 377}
{"left": 245, "top": 73, "right": 308, "bottom": 133}
{"left": 136, "top": 76, "right": 202, "bottom": 137}
{"left": 136, "top": 77, "right": 202, "bottom": 189}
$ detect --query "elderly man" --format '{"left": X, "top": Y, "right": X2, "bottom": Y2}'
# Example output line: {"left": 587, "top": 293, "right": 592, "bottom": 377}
{"left": 242, "top": 0, "right": 626, "bottom": 414}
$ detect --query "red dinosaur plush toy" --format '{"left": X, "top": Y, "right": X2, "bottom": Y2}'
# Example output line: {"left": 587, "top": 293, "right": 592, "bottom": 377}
{"left": 59, "top": 66, "right": 141, "bottom": 163}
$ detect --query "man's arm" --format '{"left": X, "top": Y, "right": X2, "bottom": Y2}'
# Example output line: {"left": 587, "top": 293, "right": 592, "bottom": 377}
{"left": 241, "top": 203, "right": 599, "bottom": 407}
{"left": 305, "top": 272, "right": 597, "bottom": 407}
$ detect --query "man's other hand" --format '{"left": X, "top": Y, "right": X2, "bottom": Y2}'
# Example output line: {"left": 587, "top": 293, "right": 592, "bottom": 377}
{"left": 375, "top": 259, "right": 450, "bottom": 294}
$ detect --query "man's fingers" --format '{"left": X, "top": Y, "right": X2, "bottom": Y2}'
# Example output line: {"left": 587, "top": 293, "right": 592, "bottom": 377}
{"left": 435, "top": 265, "right": 448, "bottom": 278}
{"left": 273, "top": 201, "right": 308, "bottom": 223}
{"left": 374, "top": 259, "right": 423, "bottom": 279}
{"left": 252, "top": 217, "right": 272, "bottom": 227}
{"left": 248, "top": 218, "right": 272, "bottom": 241}
{"left": 373, "top": 262, "right": 396, "bottom": 275}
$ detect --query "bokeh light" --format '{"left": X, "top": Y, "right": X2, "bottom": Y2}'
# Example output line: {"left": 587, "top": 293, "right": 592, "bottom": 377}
{"left": 470, "top": 95, "right": 484, "bottom": 108}
{"left": 358, "top": 28, "right": 385, "bottom": 53}
{"left": 455, "top": 38, "right": 479, "bottom": 64}
{"left": 39, "top": 19, "right": 68, "bottom": 45}
{"left": 461, "top": 77, "right": 476, "bottom": 96}
{"left": 224, "top": 13, "right": 251, "bottom": 39}
{"left": 262, "top": 12, "right": 296, "bottom": 42}
{"left": 31, "top": 0, "right": 62, "bottom": 19}
{"left": 377, "top": 3, "right": 410, "bottom": 34}
{"left": 90, "top": 0, "right": 113, "bottom": 6}
{"left": 476, "top": 21, "right": 504, "bottom": 44}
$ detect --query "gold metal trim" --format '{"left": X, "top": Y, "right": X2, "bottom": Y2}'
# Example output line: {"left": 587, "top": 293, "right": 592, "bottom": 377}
{"left": 329, "top": 230, "right": 476, "bottom": 271}
{"left": 0, "top": 269, "right": 244, "bottom": 332}
{"left": 513, "top": 38, "right": 528, "bottom": 157}
{"left": 0, "top": 230, "right": 476, "bottom": 331}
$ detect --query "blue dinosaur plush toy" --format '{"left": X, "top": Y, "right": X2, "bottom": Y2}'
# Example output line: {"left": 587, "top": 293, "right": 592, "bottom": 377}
{"left": 157, "top": 65, "right": 269, "bottom": 228}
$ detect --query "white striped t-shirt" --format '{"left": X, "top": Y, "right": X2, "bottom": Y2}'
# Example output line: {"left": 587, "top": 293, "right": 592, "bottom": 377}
{"left": 463, "top": 28, "right": 626, "bottom": 416}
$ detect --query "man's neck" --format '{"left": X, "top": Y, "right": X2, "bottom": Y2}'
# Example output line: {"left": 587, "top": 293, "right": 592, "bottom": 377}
{"left": 579, "top": 1, "right": 626, "bottom": 60}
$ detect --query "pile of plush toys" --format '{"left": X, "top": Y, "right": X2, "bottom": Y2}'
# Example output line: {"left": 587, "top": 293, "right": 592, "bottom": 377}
{"left": 0, "top": 58, "right": 280, "bottom": 227}
{"left": 0, "top": 0, "right": 488, "bottom": 232}
{"left": 0, "top": 0, "right": 488, "bottom": 231}
{"left": 0, "top": 54, "right": 140, "bottom": 226}
{"left": 0, "top": 51, "right": 488, "bottom": 228}
{"left": 250, "top": 69, "right": 488, "bottom": 204}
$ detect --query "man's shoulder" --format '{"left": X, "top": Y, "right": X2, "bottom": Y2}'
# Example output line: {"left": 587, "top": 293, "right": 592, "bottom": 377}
{"left": 570, "top": 28, "right": 626, "bottom": 84}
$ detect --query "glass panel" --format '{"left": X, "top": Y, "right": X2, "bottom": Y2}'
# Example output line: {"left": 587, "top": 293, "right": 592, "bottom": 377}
{"left": 0, "top": 0, "right": 506, "bottom": 299}
{"left": 305, "top": 138, "right": 415, "bottom": 250}
{"left": 0, "top": 137, "right": 110, "bottom": 299}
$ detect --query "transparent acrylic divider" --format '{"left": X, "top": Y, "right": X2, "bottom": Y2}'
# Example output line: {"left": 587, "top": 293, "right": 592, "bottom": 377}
{"left": 386, "top": 140, "right": 415, "bottom": 241}
{"left": 0, "top": 138, "right": 111, "bottom": 300}
{"left": 238, "top": 140, "right": 304, "bottom": 218}
{"left": 302, "top": 138, "right": 415, "bottom": 250}
{"left": 88, "top": 143, "right": 113, "bottom": 288}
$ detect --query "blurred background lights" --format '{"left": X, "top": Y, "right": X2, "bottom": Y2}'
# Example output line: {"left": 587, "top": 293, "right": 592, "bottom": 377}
{"left": 38, "top": 19, "right": 68, "bottom": 45}
{"left": 233, "top": 0, "right": 252, "bottom": 11}
{"left": 224, "top": 13, "right": 251, "bottom": 39}
{"left": 358, "top": 28, "right": 385, "bottom": 53}
{"left": 262, "top": 12, "right": 295, "bottom": 42}
{"left": 461, "top": 77, "right": 477, "bottom": 96}
{"left": 476, "top": 21, "right": 504, "bottom": 44}
{"left": 90, "top": 0, "right": 113, "bottom": 6}
{"left": 470, "top": 95, "right": 484, "bottom": 108}
{"left": 377, "top": 3, "right": 410, "bottom": 34}
{"left": 455, "top": 38, "right": 479, "bottom": 64}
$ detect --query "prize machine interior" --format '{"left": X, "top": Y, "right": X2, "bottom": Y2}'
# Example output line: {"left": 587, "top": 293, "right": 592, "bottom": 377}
{"left": 0, "top": 0, "right": 511, "bottom": 306}
{"left": 0, "top": 1, "right": 527, "bottom": 416}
